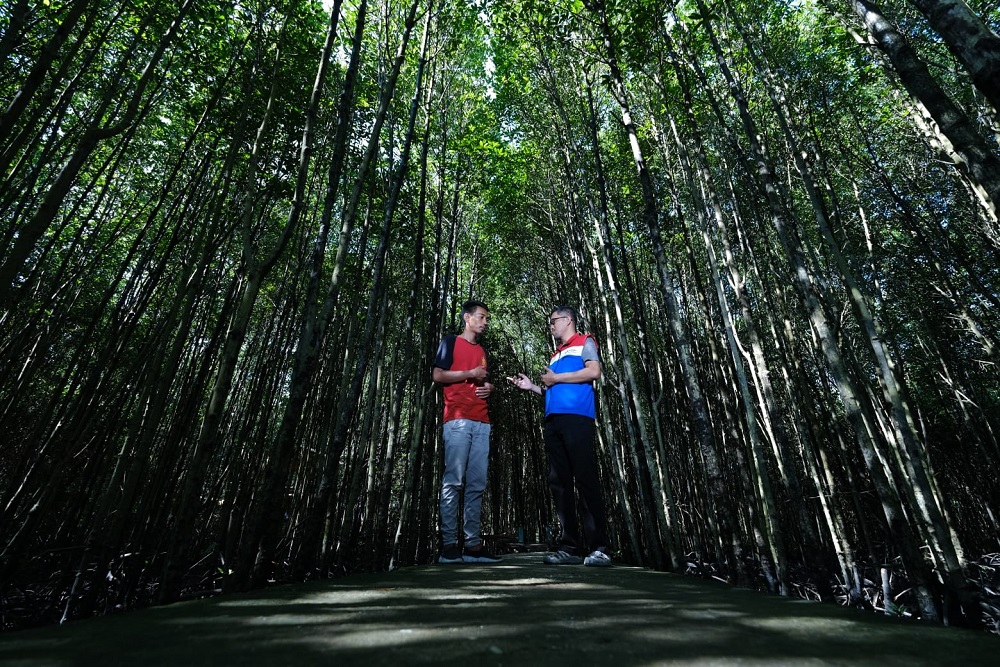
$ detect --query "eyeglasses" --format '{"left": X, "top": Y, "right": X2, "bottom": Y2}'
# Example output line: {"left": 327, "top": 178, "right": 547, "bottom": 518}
{"left": 548, "top": 316, "right": 569, "bottom": 326}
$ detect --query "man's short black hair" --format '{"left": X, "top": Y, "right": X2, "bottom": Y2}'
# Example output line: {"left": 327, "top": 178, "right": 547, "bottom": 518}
{"left": 550, "top": 304, "right": 578, "bottom": 328}
{"left": 462, "top": 300, "right": 488, "bottom": 317}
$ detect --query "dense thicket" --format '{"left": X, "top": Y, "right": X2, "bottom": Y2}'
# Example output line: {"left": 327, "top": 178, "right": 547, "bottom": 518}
{"left": 2, "top": 0, "right": 998, "bottom": 631}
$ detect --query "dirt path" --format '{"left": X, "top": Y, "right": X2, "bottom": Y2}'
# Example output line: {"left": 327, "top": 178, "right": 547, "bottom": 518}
{"left": 1, "top": 552, "right": 996, "bottom": 665}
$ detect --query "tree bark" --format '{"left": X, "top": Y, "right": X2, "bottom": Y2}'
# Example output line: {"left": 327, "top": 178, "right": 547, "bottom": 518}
{"left": 851, "top": 0, "right": 1000, "bottom": 219}
{"left": 909, "top": 0, "right": 1000, "bottom": 113}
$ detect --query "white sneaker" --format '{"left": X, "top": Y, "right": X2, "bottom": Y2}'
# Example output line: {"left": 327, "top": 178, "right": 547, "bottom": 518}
{"left": 584, "top": 550, "right": 611, "bottom": 567}
{"left": 543, "top": 550, "right": 583, "bottom": 565}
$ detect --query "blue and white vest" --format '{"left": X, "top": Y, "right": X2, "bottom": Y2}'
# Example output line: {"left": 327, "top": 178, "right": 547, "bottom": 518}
{"left": 544, "top": 332, "right": 598, "bottom": 419}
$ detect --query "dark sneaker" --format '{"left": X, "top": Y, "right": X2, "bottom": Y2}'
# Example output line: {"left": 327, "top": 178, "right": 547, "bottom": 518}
{"left": 543, "top": 550, "right": 582, "bottom": 565}
{"left": 463, "top": 546, "right": 502, "bottom": 563}
{"left": 584, "top": 550, "right": 611, "bottom": 567}
{"left": 438, "top": 544, "right": 463, "bottom": 564}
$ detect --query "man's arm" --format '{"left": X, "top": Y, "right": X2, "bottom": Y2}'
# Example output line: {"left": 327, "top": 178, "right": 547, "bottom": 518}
{"left": 540, "top": 359, "right": 601, "bottom": 387}
{"left": 433, "top": 365, "right": 487, "bottom": 384}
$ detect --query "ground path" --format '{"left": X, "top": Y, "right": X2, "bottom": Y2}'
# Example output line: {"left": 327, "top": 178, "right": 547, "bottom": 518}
{"left": 1, "top": 552, "right": 997, "bottom": 666}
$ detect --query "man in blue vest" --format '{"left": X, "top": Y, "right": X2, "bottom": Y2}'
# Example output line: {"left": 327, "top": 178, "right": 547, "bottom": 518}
{"left": 507, "top": 305, "right": 611, "bottom": 566}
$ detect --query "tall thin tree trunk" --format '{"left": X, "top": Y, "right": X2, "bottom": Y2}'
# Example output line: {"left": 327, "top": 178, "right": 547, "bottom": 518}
{"left": 908, "top": 0, "right": 1000, "bottom": 113}
{"left": 279, "top": 0, "right": 427, "bottom": 582}
{"left": 586, "top": 0, "right": 738, "bottom": 576}
{"left": 848, "top": 0, "right": 1000, "bottom": 220}
{"left": 159, "top": 15, "right": 307, "bottom": 602}
{"left": 692, "top": 0, "right": 943, "bottom": 619}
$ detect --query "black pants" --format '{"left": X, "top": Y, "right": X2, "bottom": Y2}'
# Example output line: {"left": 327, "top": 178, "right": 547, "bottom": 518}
{"left": 543, "top": 414, "right": 608, "bottom": 555}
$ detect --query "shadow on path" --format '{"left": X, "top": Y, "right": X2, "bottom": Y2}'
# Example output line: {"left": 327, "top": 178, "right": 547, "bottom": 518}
{"left": 1, "top": 553, "right": 996, "bottom": 666}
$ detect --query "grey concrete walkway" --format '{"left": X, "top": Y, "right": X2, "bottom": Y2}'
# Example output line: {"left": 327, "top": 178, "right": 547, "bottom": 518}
{"left": 1, "top": 552, "right": 996, "bottom": 666}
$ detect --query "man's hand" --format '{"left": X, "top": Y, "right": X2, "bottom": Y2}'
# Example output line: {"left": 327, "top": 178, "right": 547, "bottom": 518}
{"left": 467, "top": 365, "right": 487, "bottom": 382}
{"left": 475, "top": 381, "right": 493, "bottom": 399}
{"left": 506, "top": 372, "right": 542, "bottom": 395}
{"left": 540, "top": 367, "right": 559, "bottom": 387}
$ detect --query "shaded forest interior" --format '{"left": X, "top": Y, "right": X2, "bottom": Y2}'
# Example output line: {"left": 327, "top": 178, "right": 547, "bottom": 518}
{"left": 2, "top": 0, "right": 1000, "bottom": 632}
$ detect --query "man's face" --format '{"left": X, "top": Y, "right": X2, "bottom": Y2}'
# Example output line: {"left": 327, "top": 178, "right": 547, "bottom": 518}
{"left": 465, "top": 307, "right": 489, "bottom": 335}
{"left": 548, "top": 311, "right": 572, "bottom": 341}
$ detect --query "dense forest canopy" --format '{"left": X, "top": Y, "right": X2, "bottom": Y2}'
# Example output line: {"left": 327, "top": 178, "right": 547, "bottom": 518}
{"left": 2, "top": 0, "right": 999, "bottom": 631}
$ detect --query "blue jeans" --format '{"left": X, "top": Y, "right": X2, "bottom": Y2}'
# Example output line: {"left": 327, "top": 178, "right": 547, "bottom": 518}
{"left": 440, "top": 419, "right": 491, "bottom": 548}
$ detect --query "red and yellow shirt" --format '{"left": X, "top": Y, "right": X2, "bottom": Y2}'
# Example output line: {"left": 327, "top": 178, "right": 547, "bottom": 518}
{"left": 433, "top": 334, "right": 490, "bottom": 423}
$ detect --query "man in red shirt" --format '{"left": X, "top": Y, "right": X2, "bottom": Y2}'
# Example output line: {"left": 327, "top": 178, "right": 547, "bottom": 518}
{"left": 432, "top": 300, "right": 501, "bottom": 563}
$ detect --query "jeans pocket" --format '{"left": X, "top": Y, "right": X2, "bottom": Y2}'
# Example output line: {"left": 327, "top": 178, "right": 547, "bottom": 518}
{"left": 443, "top": 419, "right": 466, "bottom": 436}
